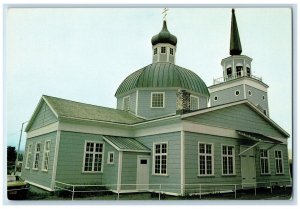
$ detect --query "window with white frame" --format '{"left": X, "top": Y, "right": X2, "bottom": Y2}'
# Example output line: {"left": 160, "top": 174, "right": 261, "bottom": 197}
{"left": 190, "top": 95, "right": 199, "bottom": 111}
{"left": 42, "top": 140, "right": 51, "bottom": 171}
{"left": 260, "top": 149, "right": 270, "bottom": 174}
{"left": 198, "top": 143, "right": 214, "bottom": 176}
{"left": 123, "top": 96, "right": 130, "bottom": 111}
{"left": 107, "top": 152, "right": 114, "bottom": 164}
{"left": 33, "top": 143, "right": 41, "bottom": 169}
{"left": 161, "top": 47, "right": 166, "bottom": 53}
{"left": 151, "top": 92, "right": 164, "bottom": 108}
{"left": 25, "top": 144, "right": 32, "bottom": 169}
{"left": 154, "top": 48, "right": 157, "bottom": 55}
{"left": 153, "top": 143, "right": 167, "bottom": 175}
{"left": 170, "top": 48, "right": 174, "bottom": 55}
{"left": 83, "top": 142, "right": 104, "bottom": 172}
{"left": 222, "top": 145, "right": 235, "bottom": 175}
{"left": 275, "top": 150, "right": 284, "bottom": 174}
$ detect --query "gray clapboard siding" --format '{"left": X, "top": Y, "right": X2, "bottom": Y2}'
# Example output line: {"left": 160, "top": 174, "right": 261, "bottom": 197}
{"left": 116, "top": 91, "right": 137, "bottom": 113}
{"left": 55, "top": 131, "right": 104, "bottom": 184}
{"left": 245, "top": 85, "right": 269, "bottom": 113}
{"left": 21, "top": 131, "right": 57, "bottom": 189}
{"left": 137, "top": 132, "right": 181, "bottom": 194}
{"left": 137, "top": 90, "right": 176, "bottom": 119}
{"left": 102, "top": 143, "right": 119, "bottom": 190}
{"left": 185, "top": 103, "right": 285, "bottom": 138}
{"left": 210, "top": 84, "right": 244, "bottom": 106}
{"left": 29, "top": 102, "right": 57, "bottom": 131}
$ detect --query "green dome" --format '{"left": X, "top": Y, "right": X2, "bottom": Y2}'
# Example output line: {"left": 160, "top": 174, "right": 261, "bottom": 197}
{"left": 151, "top": 20, "right": 177, "bottom": 46}
{"left": 115, "top": 62, "right": 210, "bottom": 97}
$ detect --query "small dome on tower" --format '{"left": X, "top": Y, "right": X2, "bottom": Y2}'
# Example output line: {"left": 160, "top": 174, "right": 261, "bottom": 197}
{"left": 151, "top": 20, "right": 177, "bottom": 46}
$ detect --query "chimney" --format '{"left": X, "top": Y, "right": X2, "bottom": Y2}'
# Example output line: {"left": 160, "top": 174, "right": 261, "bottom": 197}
{"left": 176, "top": 90, "right": 191, "bottom": 114}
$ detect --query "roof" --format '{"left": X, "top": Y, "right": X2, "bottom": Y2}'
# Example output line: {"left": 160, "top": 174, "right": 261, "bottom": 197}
{"left": 237, "top": 130, "right": 283, "bottom": 144}
{"left": 115, "top": 62, "right": 210, "bottom": 97}
{"left": 103, "top": 136, "right": 151, "bottom": 152}
{"left": 151, "top": 20, "right": 177, "bottom": 46}
{"left": 43, "top": 95, "right": 144, "bottom": 125}
{"left": 230, "top": 9, "right": 242, "bottom": 55}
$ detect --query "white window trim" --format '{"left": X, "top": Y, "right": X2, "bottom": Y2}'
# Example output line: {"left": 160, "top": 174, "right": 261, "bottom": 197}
{"left": 170, "top": 48, "right": 174, "bottom": 55}
{"left": 161, "top": 46, "right": 166, "bottom": 54}
{"left": 214, "top": 96, "right": 218, "bottom": 101}
{"left": 150, "top": 92, "right": 165, "bottom": 108}
{"left": 235, "top": 90, "right": 240, "bottom": 96}
{"left": 25, "top": 144, "right": 32, "bottom": 169}
{"left": 32, "top": 142, "right": 41, "bottom": 170}
{"left": 152, "top": 142, "right": 168, "bottom": 176}
{"left": 198, "top": 142, "right": 214, "bottom": 176}
{"left": 248, "top": 90, "right": 252, "bottom": 96}
{"left": 274, "top": 150, "right": 284, "bottom": 175}
{"left": 107, "top": 151, "right": 114, "bottom": 164}
{"left": 82, "top": 141, "right": 105, "bottom": 173}
{"left": 42, "top": 140, "right": 51, "bottom": 172}
{"left": 190, "top": 95, "right": 200, "bottom": 110}
{"left": 260, "top": 149, "right": 271, "bottom": 175}
{"left": 221, "top": 144, "right": 236, "bottom": 176}
{"left": 122, "top": 96, "right": 130, "bottom": 111}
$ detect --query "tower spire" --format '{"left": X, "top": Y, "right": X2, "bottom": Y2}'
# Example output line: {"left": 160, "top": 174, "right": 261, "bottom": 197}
{"left": 230, "top": 9, "right": 242, "bottom": 55}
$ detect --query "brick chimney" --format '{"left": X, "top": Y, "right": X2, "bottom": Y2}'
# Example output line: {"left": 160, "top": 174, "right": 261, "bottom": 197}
{"left": 176, "top": 90, "right": 191, "bottom": 114}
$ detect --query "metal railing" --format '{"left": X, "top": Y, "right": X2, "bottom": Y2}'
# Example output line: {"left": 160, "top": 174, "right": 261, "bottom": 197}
{"left": 213, "top": 74, "right": 263, "bottom": 85}
{"left": 54, "top": 180, "right": 291, "bottom": 200}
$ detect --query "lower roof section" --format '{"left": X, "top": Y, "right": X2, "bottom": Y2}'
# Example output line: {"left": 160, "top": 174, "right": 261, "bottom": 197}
{"left": 237, "top": 130, "right": 283, "bottom": 144}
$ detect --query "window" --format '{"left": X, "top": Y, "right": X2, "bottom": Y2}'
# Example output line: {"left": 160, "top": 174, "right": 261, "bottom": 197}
{"left": 151, "top": 92, "right": 164, "bottom": 108}
{"left": 214, "top": 96, "right": 218, "bottom": 101}
{"left": 190, "top": 95, "right": 199, "bottom": 110}
{"left": 161, "top": 47, "right": 166, "bottom": 53}
{"left": 198, "top": 143, "right": 214, "bottom": 176}
{"left": 33, "top": 143, "right": 41, "bottom": 170}
{"left": 170, "top": 48, "right": 174, "bottom": 55}
{"left": 153, "top": 143, "right": 167, "bottom": 175}
{"left": 235, "top": 90, "right": 240, "bottom": 96}
{"left": 275, "top": 150, "right": 284, "bottom": 174}
{"left": 25, "top": 144, "right": 32, "bottom": 169}
{"left": 246, "top": 67, "right": 251, "bottom": 76}
{"left": 154, "top": 48, "right": 157, "bottom": 55}
{"left": 236, "top": 66, "right": 243, "bottom": 77}
{"left": 222, "top": 145, "right": 235, "bottom": 175}
{"left": 83, "top": 142, "right": 104, "bottom": 172}
{"left": 226, "top": 67, "right": 232, "bottom": 77}
{"left": 262, "top": 95, "right": 265, "bottom": 100}
{"left": 260, "top": 149, "right": 270, "bottom": 174}
{"left": 123, "top": 96, "right": 130, "bottom": 111}
{"left": 42, "top": 141, "right": 51, "bottom": 171}
{"left": 107, "top": 152, "right": 114, "bottom": 164}
{"left": 248, "top": 90, "right": 252, "bottom": 96}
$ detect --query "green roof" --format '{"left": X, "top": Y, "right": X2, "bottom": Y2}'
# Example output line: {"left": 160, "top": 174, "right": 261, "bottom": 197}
{"left": 230, "top": 9, "right": 242, "bottom": 55}
{"left": 103, "top": 136, "right": 150, "bottom": 152}
{"left": 43, "top": 95, "right": 144, "bottom": 124}
{"left": 115, "top": 62, "right": 210, "bottom": 97}
{"left": 151, "top": 20, "right": 177, "bottom": 46}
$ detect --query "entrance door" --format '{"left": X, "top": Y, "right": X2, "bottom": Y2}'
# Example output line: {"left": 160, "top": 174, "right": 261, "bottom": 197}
{"left": 136, "top": 156, "right": 150, "bottom": 191}
{"left": 240, "top": 146, "right": 257, "bottom": 188}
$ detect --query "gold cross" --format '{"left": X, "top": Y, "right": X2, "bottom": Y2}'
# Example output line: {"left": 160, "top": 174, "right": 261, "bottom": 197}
{"left": 162, "top": 8, "right": 169, "bottom": 20}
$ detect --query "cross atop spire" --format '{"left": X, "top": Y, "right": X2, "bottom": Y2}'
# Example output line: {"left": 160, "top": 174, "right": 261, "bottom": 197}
{"left": 230, "top": 8, "right": 242, "bottom": 55}
{"left": 162, "top": 8, "right": 169, "bottom": 20}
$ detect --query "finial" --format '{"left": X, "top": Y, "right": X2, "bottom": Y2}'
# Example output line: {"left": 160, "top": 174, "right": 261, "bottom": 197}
{"left": 162, "top": 8, "right": 169, "bottom": 20}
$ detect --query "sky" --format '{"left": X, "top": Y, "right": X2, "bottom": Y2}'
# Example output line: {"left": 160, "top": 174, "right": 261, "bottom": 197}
{"left": 4, "top": 7, "right": 292, "bottom": 155}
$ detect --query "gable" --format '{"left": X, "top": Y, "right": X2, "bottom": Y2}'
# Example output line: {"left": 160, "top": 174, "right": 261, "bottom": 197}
{"left": 27, "top": 100, "right": 58, "bottom": 132}
{"left": 184, "top": 103, "right": 287, "bottom": 138}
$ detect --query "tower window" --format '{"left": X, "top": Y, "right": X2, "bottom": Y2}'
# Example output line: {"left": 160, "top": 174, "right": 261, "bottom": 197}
{"left": 154, "top": 48, "right": 157, "bottom": 55}
{"left": 262, "top": 95, "right": 265, "bottom": 100}
{"left": 248, "top": 90, "right": 252, "bottom": 96}
{"left": 247, "top": 67, "right": 251, "bottom": 76}
{"left": 236, "top": 66, "right": 243, "bottom": 77}
{"left": 226, "top": 67, "right": 232, "bottom": 78}
{"left": 170, "top": 48, "right": 174, "bottom": 55}
{"left": 214, "top": 96, "right": 218, "bottom": 101}
{"left": 235, "top": 90, "right": 240, "bottom": 96}
{"left": 161, "top": 47, "right": 166, "bottom": 53}
{"left": 123, "top": 96, "right": 130, "bottom": 111}
{"left": 190, "top": 95, "right": 199, "bottom": 110}
{"left": 151, "top": 92, "right": 165, "bottom": 108}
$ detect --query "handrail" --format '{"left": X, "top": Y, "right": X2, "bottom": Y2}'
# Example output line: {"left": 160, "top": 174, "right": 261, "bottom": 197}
{"left": 213, "top": 74, "right": 263, "bottom": 85}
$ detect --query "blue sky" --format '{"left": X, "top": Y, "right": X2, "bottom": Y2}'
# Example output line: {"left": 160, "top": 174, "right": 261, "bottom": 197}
{"left": 5, "top": 7, "right": 292, "bottom": 155}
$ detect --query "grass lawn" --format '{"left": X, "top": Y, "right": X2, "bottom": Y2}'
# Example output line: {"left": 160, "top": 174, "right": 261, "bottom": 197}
{"left": 24, "top": 186, "right": 292, "bottom": 201}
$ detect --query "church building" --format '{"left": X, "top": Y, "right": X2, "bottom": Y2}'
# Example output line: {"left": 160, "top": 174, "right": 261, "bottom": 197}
{"left": 21, "top": 9, "right": 291, "bottom": 196}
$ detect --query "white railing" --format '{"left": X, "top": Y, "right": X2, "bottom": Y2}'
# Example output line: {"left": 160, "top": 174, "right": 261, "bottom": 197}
{"left": 54, "top": 180, "right": 291, "bottom": 200}
{"left": 213, "top": 74, "right": 263, "bottom": 85}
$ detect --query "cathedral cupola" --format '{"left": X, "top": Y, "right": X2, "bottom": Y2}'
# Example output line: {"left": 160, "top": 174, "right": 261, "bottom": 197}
{"left": 151, "top": 20, "right": 177, "bottom": 64}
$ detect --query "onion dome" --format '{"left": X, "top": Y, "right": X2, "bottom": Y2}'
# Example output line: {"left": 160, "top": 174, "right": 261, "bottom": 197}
{"left": 230, "top": 9, "right": 242, "bottom": 55}
{"left": 151, "top": 20, "right": 177, "bottom": 46}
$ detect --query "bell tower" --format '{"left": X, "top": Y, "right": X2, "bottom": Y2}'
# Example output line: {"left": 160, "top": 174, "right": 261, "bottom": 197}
{"left": 209, "top": 9, "right": 270, "bottom": 116}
